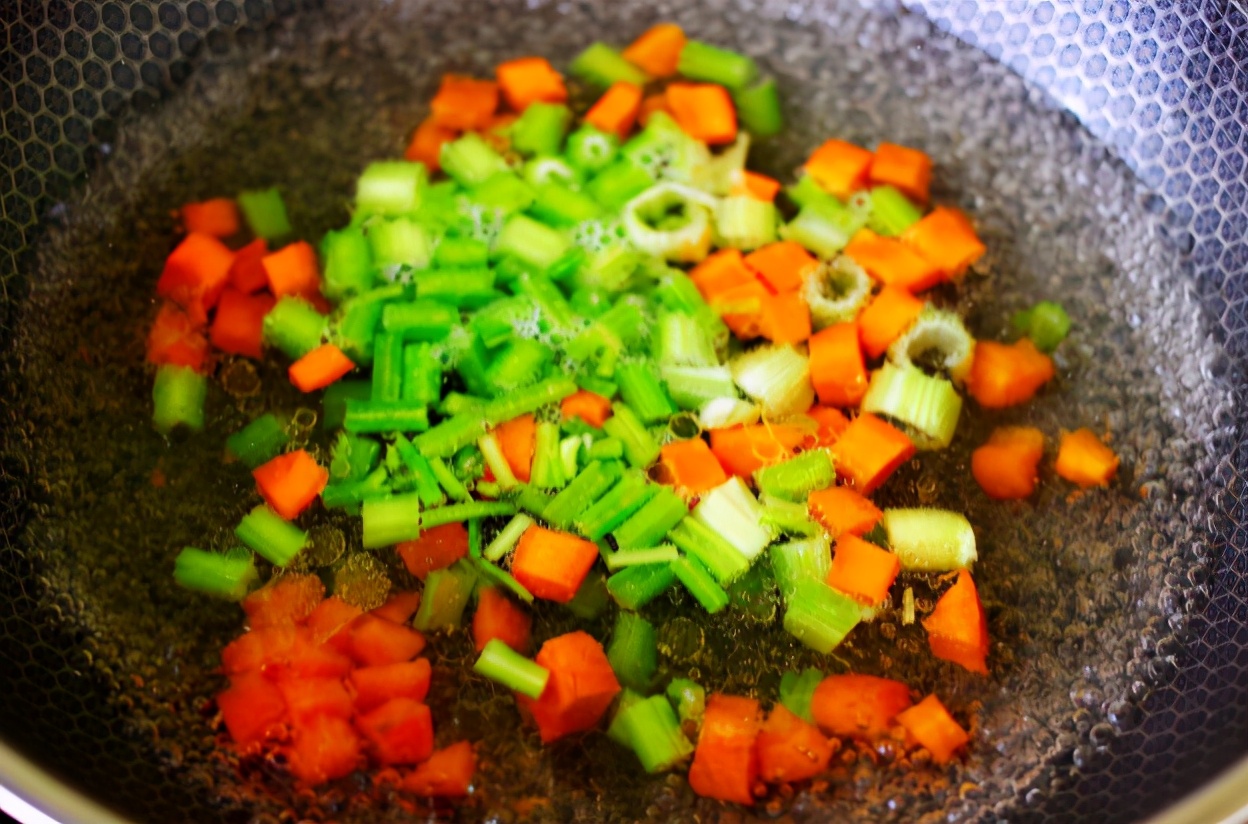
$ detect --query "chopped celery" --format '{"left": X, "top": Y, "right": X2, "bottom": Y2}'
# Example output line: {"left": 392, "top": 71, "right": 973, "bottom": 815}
{"left": 805, "top": 255, "right": 873, "bottom": 329}
{"left": 586, "top": 159, "right": 656, "bottom": 212}
{"left": 606, "top": 544, "right": 680, "bottom": 571}
{"left": 565, "top": 569, "right": 610, "bottom": 619}
{"left": 321, "top": 226, "right": 376, "bottom": 300}
{"left": 778, "top": 668, "right": 825, "bottom": 724}
{"left": 671, "top": 554, "right": 730, "bottom": 613}
{"left": 611, "top": 487, "right": 687, "bottom": 549}
{"left": 668, "top": 517, "right": 751, "bottom": 584}
{"left": 433, "top": 236, "right": 490, "bottom": 269}
{"left": 371, "top": 332, "right": 405, "bottom": 403}
{"left": 481, "top": 376, "right": 579, "bottom": 426}
{"left": 468, "top": 172, "right": 536, "bottom": 215}
{"left": 754, "top": 449, "right": 835, "bottom": 502}
{"left": 342, "top": 399, "right": 430, "bottom": 434}
{"left": 860, "top": 361, "right": 962, "bottom": 450}
{"left": 392, "top": 434, "right": 445, "bottom": 507}
{"left": 615, "top": 362, "right": 677, "bottom": 424}
{"left": 715, "top": 195, "right": 778, "bottom": 250}
{"left": 544, "top": 460, "right": 623, "bottom": 528}
{"left": 666, "top": 678, "right": 706, "bottom": 728}
{"left": 759, "top": 495, "right": 820, "bottom": 538}
{"left": 677, "top": 40, "right": 758, "bottom": 90}
{"left": 235, "top": 505, "right": 307, "bottom": 566}
{"left": 483, "top": 513, "right": 534, "bottom": 563}
{"left": 607, "top": 612, "right": 658, "bottom": 691}
{"left": 226, "top": 413, "right": 288, "bottom": 469}
{"left": 322, "top": 466, "right": 390, "bottom": 511}
{"left": 783, "top": 579, "right": 862, "bottom": 653}
{"left": 887, "top": 305, "right": 975, "bottom": 384}
{"left": 429, "top": 455, "right": 471, "bottom": 502}
{"left": 621, "top": 182, "right": 714, "bottom": 262}
{"left": 780, "top": 199, "right": 865, "bottom": 258}
{"left": 608, "top": 689, "right": 647, "bottom": 746}
{"left": 691, "top": 477, "right": 771, "bottom": 562}
{"left": 601, "top": 403, "right": 660, "bottom": 468}
{"left": 511, "top": 103, "right": 573, "bottom": 157}
{"left": 697, "top": 397, "right": 760, "bottom": 429}
{"left": 355, "top": 160, "right": 426, "bottom": 216}
{"left": 473, "top": 638, "right": 549, "bottom": 698}
{"left": 729, "top": 344, "right": 814, "bottom": 418}
{"left": 173, "top": 547, "right": 257, "bottom": 600}
{"left": 614, "top": 694, "right": 695, "bottom": 773}
{"left": 606, "top": 562, "right": 678, "bottom": 610}
{"left": 530, "top": 181, "right": 604, "bottom": 227}
{"left": 237, "top": 187, "right": 291, "bottom": 239}
{"left": 329, "top": 430, "right": 381, "bottom": 482}
{"left": 571, "top": 42, "right": 649, "bottom": 87}
{"left": 412, "top": 560, "right": 478, "bottom": 630}
{"left": 523, "top": 155, "right": 583, "bottom": 188}
{"left": 769, "top": 534, "right": 832, "bottom": 600}
{"left": 368, "top": 217, "right": 433, "bottom": 271}
{"left": 402, "top": 342, "right": 443, "bottom": 405}
{"left": 585, "top": 437, "right": 624, "bottom": 461}
{"left": 381, "top": 299, "right": 457, "bottom": 341}
{"left": 422, "top": 500, "right": 517, "bottom": 528}
{"left": 559, "top": 435, "right": 583, "bottom": 479}
{"left": 733, "top": 76, "right": 783, "bottom": 137}
{"left": 1012, "top": 300, "right": 1071, "bottom": 353}
{"left": 411, "top": 412, "right": 489, "bottom": 459}
{"left": 361, "top": 493, "right": 422, "bottom": 548}
{"left": 529, "top": 421, "right": 566, "bottom": 490}
{"left": 152, "top": 364, "right": 206, "bottom": 434}
{"left": 440, "top": 132, "right": 509, "bottom": 186}
{"left": 477, "top": 431, "right": 520, "bottom": 491}
{"left": 322, "top": 379, "right": 371, "bottom": 430}
{"left": 867, "top": 185, "right": 923, "bottom": 236}
{"left": 263, "top": 296, "right": 325, "bottom": 359}
{"left": 881, "top": 508, "right": 977, "bottom": 571}
{"left": 654, "top": 312, "right": 718, "bottom": 368}
{"left": 565, "top": 126, "right": 620, "bottom": 175}
{"left": 576, "top": 470, "right": 656, "bottom": 541}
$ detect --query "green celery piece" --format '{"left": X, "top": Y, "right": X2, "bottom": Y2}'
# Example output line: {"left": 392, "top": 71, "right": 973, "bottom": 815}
{"left": 754, "top": 449, "right": 835, "bottom": 502}
{"left": 565, "top": 125, "right": 620, "bottom": 175}
{"left": 778, "top": 668, "right": 825, "bottom": 724}
{"left": 615, "top": 694, "right": 694, "bottom": 774}
{"left": 783, "top": 579, "right": 862, "bottom": 653}
{"left": 570, "top": 42, "right": 649, "bottom": 87}
{"left": 173, "top": 547, "right": 257, "bottom": 600}
{"left": 677, "top": 40, "right": 758, "bottom": 89}
{"left": 565, "top": 569, "right": 610, "bottom": 619}
{"left": 733, "top": 76, "right": 783, "bottom": 137}
{"left": 237, "top": 187, "right": 291, "bottom": 239}
{"left": 329, "top": 430, "right": 381, "bottom": 482}
{"left": 607, "top": 612, "right": 658, "bottom": 692}
{"left": 473, "top": 638, "right": 549, "bottom": 698}
{"left": 611, "top": 487, "right": 687, "bottom": 549}
{"left": 670, "top": 554, "right": 730, "bottom": 613}
{"left": 152, "top": 364, "right": 206, "bottom": 434}
{"left": 510, "top": 103, "right": 573, "bottom": 157}
{"left": 235, "top": 505, "right": 307, "bottom": 566}
{"left": 226, "top": 413, "right": 289, "bottom": 469}
{"left": 321, "top": 226, "right": 376, "bottom": 300}
{"left": 867, "top": 185, "right": 923, "bottom": 236}
{"left": 355, "top": 160, "right": 426, "bottom": 216}
{"left": 468, "top": 172, "right": 536, "bottom": 214}
{"left": 321, "top": 379, "right": 371, "bottom": 430}
{"left": 263, "top": 296, "right": 325, "bottom": 359}
{"left": 412, "top": 560, "right": 479, "bottom": 630}
{"left": 361, "top": 493, "right": 422, "bottom": 548}
{"left": 606, "top": 562, "right": 678, "bottom": 610}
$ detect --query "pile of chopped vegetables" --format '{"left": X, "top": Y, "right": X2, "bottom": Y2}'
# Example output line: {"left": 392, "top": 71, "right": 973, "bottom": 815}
{"left": 146, "top": 23, "right": 1121, "bottom": 806}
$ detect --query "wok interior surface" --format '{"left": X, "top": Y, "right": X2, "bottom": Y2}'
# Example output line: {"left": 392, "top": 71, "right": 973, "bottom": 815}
{"left": 1, "top": 1, "right": 1246, "bottom": 821}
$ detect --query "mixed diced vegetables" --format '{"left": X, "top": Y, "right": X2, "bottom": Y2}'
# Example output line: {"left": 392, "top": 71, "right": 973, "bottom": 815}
{"left": 144, "top": 22, "right": 1121, "bottom": 807}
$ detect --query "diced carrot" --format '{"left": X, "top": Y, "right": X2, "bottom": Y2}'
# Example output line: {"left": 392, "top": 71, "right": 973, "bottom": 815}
{"left": 515, "top": 631, "right": 621, "bottom": 743}
{"left": 339, "top": 615, "right": 426, "bottom": 667}
{"left": 371, "top": 591, "right": 423, "bottom": 625}
{"left": 228, "top": 238, "right": 270, "bottom": 294}
{"left": 923, "top": 570, "right": 989, "bottom": 674}
{"left": 758, "top": 292, "right": 812, "bottom": 345}
{"left": 289, "top": 343, "right": 355, "bottom": 392}
{"left": 833, "top": 413, "right": 915, "bottom": 495}
{"left": 430, "top": 74, "right": 499, "bottom": 130}
{"left": 902, "top": 206, "right": 986, "bottom": 279}
{"left": 267, "top": 631, "right": 354, "bottom": 681}
{"left": 303, "top": 596, "right": 364, "bottom": 645}
{"left": 844, "top": 229, "right": 944, "bottom": 293}
{"left": 744, "top": 241, "right": 819, "bottom": 294}
{"left": 286, "top": 714, "right": 362, "bottom": 784}
{"left": 733, "top": 170, "right": 782, "bottom": 202}
{"left": 349, "top": 659, "right": 432, "bottom": 712}
{"left": 157, "top": 232, "right": 236, "bottom": 325}
{"left": 262, "top": 241, "right": 322, "bottom": 300}
{"left": 803, "top": 139, "right": 873, "bottom": 199}
{"left": 217, "top": 672, "right": 287, "bottom": 747}
{"left": 146, "top": 301, "right": 210, "bottom": 372}
{"left": 622, "top": 23, "right": 686, "bottom": 77}
{"left": 712, "top": 278, "right": 769, "bottom": 340}
{"left": 810, "top": 674, "right": 912, "bottom": 740}
{"left": 808, "top": 322, "right": 868, "bottom": 408}
{"left": 210, "top": 287, "right": 274, "bottom": 360}
{"left": 401, "top": 741, "right": 476, "bottom": 797}
{"left": 802, "top": 405, "right": 851, "bottom": 448}
{"left": 221, "top": 625, "right": 298, "bottom": 675}
{"left": 826, "top": 533, "right": 900, "bottom": 605}
{"left": 404, "top": 116, "right": 457, "bottom": 170}
{"left": 496, "top": 57, "right": 567, "bottom": 111}
{"left": 896, "top": 694, "right": 969, "bottom": 764}
{"left": 396, "top": 523, "right": 470, "bottom": 580}
{"left": 755, "top": 703, "right": 833, "bottom": 784}
{"left": 868, "top": 143, "right": 933, "bottom": 204}
{"left": 242, "top": 573, "right": 326, "bottom": 630}
{"left": 510, "top": 525, "right": 599, "bottom": 603}
{"left": 690, "top": 248, "right": 755, "bottom": 300}
{"left": 494, "top": 413, "right": 536, "bottom": 484}
{"left": 638, "top": 91, "right": 670, "bottom": 126}
{"left": 666, "top": 82, "right": 737, "bottom": 145}
{"left": 858, "top": 285, "right": 924, "bottom": 359}
{"left": 181, "top": 197, "right": 240, "bottom": 238}
{"left": 356, "top": 698, "right": 435, "bottom": 766}
{"left": 658, "top": 437, "right": 730, "bottom": 495}
{"left": 1054, "top": 428, "right": 1119, "bottom": 488}
{"left": 472, "top": 585, "right": 532, "bottom": 654}
{"left": 276, "top": 677, "right": 354, "bottom": 723}
{"left": 965, "top": 339, "right": 1054, "bottom": 409}
{"left": 971, "top": 425, "right": 1045, "bottom": 500}
{"left": 709, "top": 423, "right": 806, "bottom": 477}
{"left": 253, "top": 449, "right": 329, "bottom": 521}
{"left": 687, "top": 694, "right": 761, "bottom": 805}
{"left": 807, "top": 485, "right": 882, "bottom": 537}
{"left": 585, "top": 81, "right": 644, "bottom": 139}
{"left": 561, "top": 389, "right": 613, "bottom": 428}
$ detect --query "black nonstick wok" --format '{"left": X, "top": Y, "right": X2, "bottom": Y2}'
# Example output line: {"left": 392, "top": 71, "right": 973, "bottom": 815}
{"left": 1, "top": 1, "right": 1247, "bottom": 822}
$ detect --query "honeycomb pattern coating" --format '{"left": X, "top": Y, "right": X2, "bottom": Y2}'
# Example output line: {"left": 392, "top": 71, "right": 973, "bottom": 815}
{"left": 0, "top": 1, "right": 1244, "bottom": 823}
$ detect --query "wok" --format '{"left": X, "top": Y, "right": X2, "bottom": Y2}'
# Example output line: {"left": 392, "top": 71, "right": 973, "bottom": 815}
{"left": 0, "top": 0, "right": 1246, "bottom": 822}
